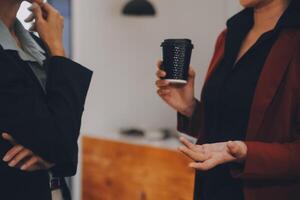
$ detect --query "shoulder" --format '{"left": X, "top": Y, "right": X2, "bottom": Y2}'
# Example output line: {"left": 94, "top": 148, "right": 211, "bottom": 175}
{"left": 216, "top": 29, "right": 228, "bottom": 43}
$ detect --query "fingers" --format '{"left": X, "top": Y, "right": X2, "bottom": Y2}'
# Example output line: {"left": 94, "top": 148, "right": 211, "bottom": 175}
{"left": 2, "top": 133, "right": 17, "bottom": 145}
{"left": 3, "top": 145, "right": 24, "bottom": 162}
{"left": 157, "top": 88, "right": 171, "bottom": 96}
{"left": 227, "top": 141, "right": 239, "bottom": 156}
{"left": 227, "top": 141, "right": 247, "bottom": 160}
{"left": 24, "top": 13, "right": 35, "bottom": 23}
{"left": 178, "top": 137, "right": 211, "bottom": 162}
{"left": 29, "top": 3, "right": 44, "bottom": 22}
{"left": 178, "top": 145, "right": 208, "bottom": 162}
{"left": 1, "top": 133, "right": 48, "bottom": 171}
{"left": 40, "top": 3, "right": 64, "bottom": 30}
{"left": 187, "top": 67, "right": 196, "bottom": 86}
{"left": 32, "top": 0, "right": 44, "bottom": 6}
{"left": 41, "top": 3, "right": 59, "bottom": 17}
{"left": 156, "top": 70, "right": 166, "bottom": 79}
{"left": 179, "top": 137, "right": 197, "bottom": 151}
{"left": 188, "top": 67, "right": 196, "bottom": 78}
{"left": 178, "top": 146, "right": 201, "bottom": 161}
{"left": 20, "top": 156, "right": 40, "bottom": 171}
{"left": 156, "top": 79, "right": 169, "bottom": 87}
{"left": 8, "top": 149, "right": 33, "bottom": 167}
{"left": 189, "top": 159, "right": 218, "bottom": 171}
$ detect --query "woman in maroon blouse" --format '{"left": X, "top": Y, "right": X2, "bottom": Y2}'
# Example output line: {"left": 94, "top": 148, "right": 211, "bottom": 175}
{"left": 156, "top": 0, "right": 300, "bottom": 200}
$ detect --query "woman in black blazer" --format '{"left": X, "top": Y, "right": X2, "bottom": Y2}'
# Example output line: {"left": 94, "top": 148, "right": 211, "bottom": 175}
{"left": 0, "top": 0, "right": 92, "bottom": 199}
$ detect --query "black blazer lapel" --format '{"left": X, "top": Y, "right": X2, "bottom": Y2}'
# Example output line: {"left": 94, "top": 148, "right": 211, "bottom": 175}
{"left": 0, "top": 49, "right": 46, "bottom": 94}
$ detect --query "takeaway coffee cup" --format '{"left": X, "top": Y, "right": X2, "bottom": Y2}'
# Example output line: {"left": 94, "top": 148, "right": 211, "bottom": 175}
{"left": 161, "top": 39, "right": 194, "bottom": 84}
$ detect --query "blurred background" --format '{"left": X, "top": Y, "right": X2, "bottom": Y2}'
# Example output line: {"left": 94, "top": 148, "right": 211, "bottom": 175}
{"left": 18, "top": 1, "right": 241, "bottom": 200}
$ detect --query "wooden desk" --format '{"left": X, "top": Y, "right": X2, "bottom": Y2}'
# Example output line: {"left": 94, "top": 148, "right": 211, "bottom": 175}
{"left": 82, "top": 136, "right": 194, "bottom": 200}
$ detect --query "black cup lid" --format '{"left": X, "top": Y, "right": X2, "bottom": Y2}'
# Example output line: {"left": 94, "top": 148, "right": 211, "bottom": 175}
{"left": 161, "top": 39, "right": 194, "bottom": 48}
{"left": 163, "top": 39, "right": 191, "bottom": 43}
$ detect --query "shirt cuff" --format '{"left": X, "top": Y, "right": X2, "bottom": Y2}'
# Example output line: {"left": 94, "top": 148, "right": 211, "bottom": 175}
{"left": 177, "top": 99, "right": 202, "bottom": 138}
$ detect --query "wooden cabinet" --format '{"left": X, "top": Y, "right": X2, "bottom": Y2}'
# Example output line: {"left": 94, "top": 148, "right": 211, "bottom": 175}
{"left": 82, "top": 136, "right": 194, "bottom": 200}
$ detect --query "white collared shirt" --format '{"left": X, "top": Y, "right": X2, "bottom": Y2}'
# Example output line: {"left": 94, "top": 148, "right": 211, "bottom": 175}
{"left": 0, "top": 19, "right": 47, "bottom": 90}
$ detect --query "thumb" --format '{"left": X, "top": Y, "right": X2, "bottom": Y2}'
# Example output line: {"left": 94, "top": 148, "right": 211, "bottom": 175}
{"left": 227, "top": 141, "right": 243, "bottom": 158}
{"left": 188, "top": 67, "right": 196, "bottom": 79}
{"left": 187, "top": 67, "right": 196, "bottom": 86}
{"left": 2, "top": 133, "right": 17, "bottom": 145}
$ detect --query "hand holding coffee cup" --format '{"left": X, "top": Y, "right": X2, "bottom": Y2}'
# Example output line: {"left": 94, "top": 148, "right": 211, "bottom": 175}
{"left": 156, "top": 39, "right": 197, "bottom": 117}
{"left": 156, "top": 61, "right": 197, "bottom": 117}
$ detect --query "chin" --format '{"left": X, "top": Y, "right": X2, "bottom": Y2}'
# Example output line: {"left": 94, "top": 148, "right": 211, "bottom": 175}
{"left": 239, "top": 0, "right": 271, "bottom": 8}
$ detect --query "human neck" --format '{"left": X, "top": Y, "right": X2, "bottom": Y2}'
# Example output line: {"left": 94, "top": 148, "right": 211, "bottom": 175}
{"left": 253, "top": 0, "right": 290, "bottom": 32}
{"left": 0, "top": 0, "right": 22, "bottom": 33}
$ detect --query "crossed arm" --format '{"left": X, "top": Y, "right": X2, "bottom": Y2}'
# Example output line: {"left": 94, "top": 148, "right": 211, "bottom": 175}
{"left": 0, "top": 57, "right": 92, "bottom": 176}
{"left": 2, "top": 133, "right": 53, "bottom": 172}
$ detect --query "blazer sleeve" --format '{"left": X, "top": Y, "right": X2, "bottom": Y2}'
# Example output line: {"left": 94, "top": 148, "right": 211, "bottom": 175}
{"left": 233, "top": 140, "right": 300, "bottom": 180}
{"left": 177, "top": 100, "right": 203, "bottom": 138}
{"left": 177, "top": 30, "right": 227, "bottom": 139}
{"left": 0, "top": 56, "right": 92, "bottom": 176}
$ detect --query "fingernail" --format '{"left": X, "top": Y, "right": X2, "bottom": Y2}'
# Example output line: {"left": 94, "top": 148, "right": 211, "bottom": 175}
{"left": 189, "top": 163, "right": 195, "bottom": 168}
{"left": 21, "top": 165, "right": 26, "bottom": 170}
{"left": 3, "top": 156, "right": 10, "bottom": 162}
{"left": 8, "top": 160, "right": 16, "bottom": 167}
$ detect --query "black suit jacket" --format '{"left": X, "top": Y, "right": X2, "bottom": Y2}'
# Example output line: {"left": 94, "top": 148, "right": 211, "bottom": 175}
{"left": 0, "top": 36, "right": 92, "bottom": 200}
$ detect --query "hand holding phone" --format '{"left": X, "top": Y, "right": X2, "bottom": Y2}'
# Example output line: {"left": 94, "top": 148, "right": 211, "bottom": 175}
{"left": 26, "top": 2, "right": 65, "bottom": 57}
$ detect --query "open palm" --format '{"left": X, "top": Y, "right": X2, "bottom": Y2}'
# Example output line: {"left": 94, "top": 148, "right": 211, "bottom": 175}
{"left": 178, "top": 137, "right": 247, "bottom": 171}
